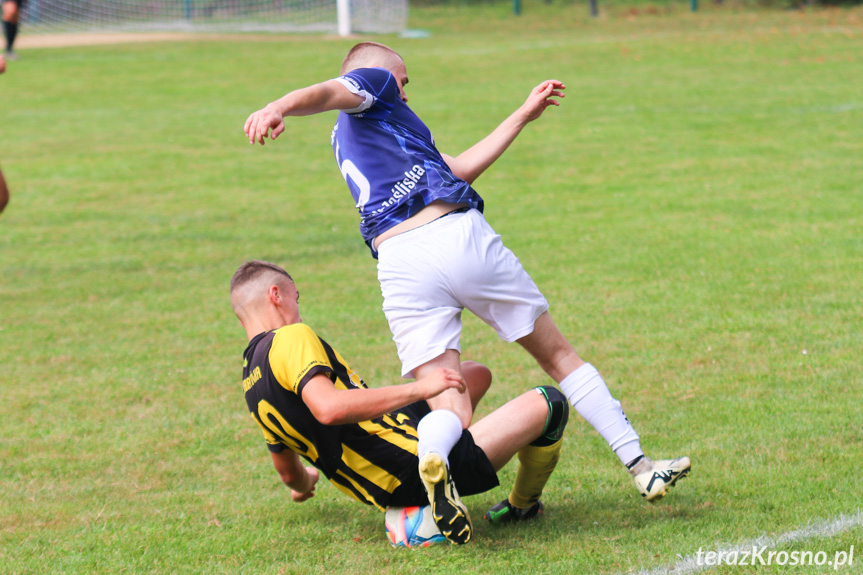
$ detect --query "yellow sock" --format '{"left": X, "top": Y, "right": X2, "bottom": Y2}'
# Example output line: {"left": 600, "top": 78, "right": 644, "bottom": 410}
{"left": 508, "top": 439, "right": 563, "bottom": 509}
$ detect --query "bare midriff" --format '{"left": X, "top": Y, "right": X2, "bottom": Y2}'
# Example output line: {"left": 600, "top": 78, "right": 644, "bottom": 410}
{"left": 373, "top": 200, "right": 470, "bottom": 250}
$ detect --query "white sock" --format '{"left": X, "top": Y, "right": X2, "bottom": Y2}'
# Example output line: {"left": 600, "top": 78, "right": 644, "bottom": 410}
{"left": 559, "top": 363, "right": 643, "bottom": 466}
{"left": 416, "top": 409, "right": 463, "bottom": 466}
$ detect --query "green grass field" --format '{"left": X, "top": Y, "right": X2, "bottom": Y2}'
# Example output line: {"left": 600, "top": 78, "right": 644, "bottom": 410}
{"left": 1, "top": 2, "right": 862, "bottom": 573}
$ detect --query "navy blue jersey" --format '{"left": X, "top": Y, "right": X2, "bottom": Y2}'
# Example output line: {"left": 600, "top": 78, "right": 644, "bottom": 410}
{"left": 331, "top": 67, "right": 484, "bottom": 257}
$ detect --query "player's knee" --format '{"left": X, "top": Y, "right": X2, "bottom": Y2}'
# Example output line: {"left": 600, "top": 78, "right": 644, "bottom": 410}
{"left": 530, "top": 386, "right": 569, "bottom": 447}
{"left": 461, "top": 360, "right": 491, "bottom": 390}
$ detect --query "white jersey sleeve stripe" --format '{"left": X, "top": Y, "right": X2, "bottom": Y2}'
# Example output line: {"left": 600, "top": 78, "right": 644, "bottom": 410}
{"left": 334, "top": 77, "right": 376, "bottom": 114}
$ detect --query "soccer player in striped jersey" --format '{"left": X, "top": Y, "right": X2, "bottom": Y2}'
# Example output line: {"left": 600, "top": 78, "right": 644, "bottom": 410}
{"left": 230, "top": 261, "right": 571, "bottom": 543}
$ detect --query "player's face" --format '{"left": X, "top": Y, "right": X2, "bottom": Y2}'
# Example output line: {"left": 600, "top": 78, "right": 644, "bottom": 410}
{"left": 275, "top": 280, "right": 302, "bottom": 324}
{"left": 284, "top": 281, "right": 300, "bottom": 305}
{"left": 390, "top": 61, "right": 409, "bottom": 104}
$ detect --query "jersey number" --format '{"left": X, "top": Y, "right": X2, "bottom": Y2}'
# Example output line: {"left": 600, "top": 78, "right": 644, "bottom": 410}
{"left": 255, "top": 400, "right": 320, "bottom": 462}
{"left": 336, "top": 141, "right": 371, "bottom": 211}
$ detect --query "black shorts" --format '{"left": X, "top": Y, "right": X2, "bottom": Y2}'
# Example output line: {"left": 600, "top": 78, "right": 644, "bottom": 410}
{"left": 387, "top": 401, "right": 500, "bottom": 507}
{"left": 5, "top": 0, "right": 26, "bottom": 8}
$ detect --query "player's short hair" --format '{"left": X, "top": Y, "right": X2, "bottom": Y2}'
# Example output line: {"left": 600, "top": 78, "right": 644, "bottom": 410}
{"left": 230, "top": 260, "right": 293, "bottom": 295}
{"left": 341, "top": 41, "right": 403, "bottom": 75}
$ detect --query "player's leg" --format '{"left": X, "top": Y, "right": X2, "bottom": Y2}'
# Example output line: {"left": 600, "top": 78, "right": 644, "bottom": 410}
{"left": 518, "top": 312, "right": 641, "bottom": 462}
{"left": 376, "top": 363, "right": 491, "bottom": 542}
{"left": 406, "top": 358, "right": 489, "bottom": 545}
{"left": 3, "top": 0, "right": 20, "bottom": 58}
{"left": 414, "top": 351, "right": 473, "bottom": 427}
{"left": 409, "top": 358, "right": 488, "bottom": 502}
{"left": 444, "top": 210, "right": 615, "bottom": 479}
{"left": 410, "top": 351, "right": 474, "bottom": 544}
{"left": 376, "top": 222, "right": 485, "bottom": 544}
{"left": 452, "top": 210, "right": 690, "bottom": 501}
{"left": 377, "top": 290, "right": 472, "bottom": 467}
{"left": 518, "top": 312, "right": 690, "bottom": 501}
{"left": 411, "top": 351, "right": 472, "bottom": 480}
{"left": 412, "top": 358, "right": 489, "bottom": 433}
{"left": 469, "top": 386, "right": 569, "bottom": 522}
{"left": 439, "top": 210, "right": 576, "bottom": 512}
{"left": 461, "top": 360, "right": 492, "bottom": 412}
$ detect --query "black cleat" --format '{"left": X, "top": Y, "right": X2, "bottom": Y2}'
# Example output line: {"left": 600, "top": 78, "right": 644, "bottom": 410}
{"left": 484, "top": 499, "right": 544, "bottom": 524}
{"left": 419, "top": 453, "right": 472, "bottom": 544}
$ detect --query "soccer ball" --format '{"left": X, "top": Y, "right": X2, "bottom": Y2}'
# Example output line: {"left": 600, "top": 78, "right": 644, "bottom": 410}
{"left": 384, "top": 505, "right": 446, "bottom": 548}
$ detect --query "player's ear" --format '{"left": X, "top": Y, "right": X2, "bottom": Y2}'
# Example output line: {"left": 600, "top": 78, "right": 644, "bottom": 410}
{"left": 268, "top": 284, "right": 281, "bottom": 305}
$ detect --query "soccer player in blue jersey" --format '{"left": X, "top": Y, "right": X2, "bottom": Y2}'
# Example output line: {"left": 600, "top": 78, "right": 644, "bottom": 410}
{"left": 243, "top": 42, "right": 690, "bottom": 544}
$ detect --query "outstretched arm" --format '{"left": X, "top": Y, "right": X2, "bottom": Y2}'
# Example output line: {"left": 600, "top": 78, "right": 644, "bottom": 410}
{"left": 302, "top": 368, "right": 466, "bottom": 426}
{"left": 244, "top": 79, "right": 364, "bottom": 145}
{"left": 442, "top": 79, "right": 565, "bottom": 184}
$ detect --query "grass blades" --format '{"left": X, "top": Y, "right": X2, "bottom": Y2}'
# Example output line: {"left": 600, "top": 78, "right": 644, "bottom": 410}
{"left": 1, "top": 3, "right": 861, "bottom": 573}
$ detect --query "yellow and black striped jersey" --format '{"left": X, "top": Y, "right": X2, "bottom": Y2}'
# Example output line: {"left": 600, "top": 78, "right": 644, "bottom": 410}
{"left": 241, "top": 323, "right": 426, "bottom": 510}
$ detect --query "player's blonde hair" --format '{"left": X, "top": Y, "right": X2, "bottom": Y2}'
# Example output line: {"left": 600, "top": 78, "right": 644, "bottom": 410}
{"left": 230, "top": 260, "right": 300, "bottom": 325}
{"left": 230, "top": 260, "right": 293, "bottom": 295}
{"left": 341, "top": 42, "right": 404, "bottom": 75}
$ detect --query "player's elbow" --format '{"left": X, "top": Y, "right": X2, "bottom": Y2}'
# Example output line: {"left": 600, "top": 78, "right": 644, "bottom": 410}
{"left": 315, "top": 412, "right": 339, "bottom": 426}
{"left": 320, "top": 407, "right": 363, "bottom": 426}
{"left": 447, "top": 162, "right": 475, "bottom": 184}
{"left": 310, "top": 405, "right": 348, "bottom": 426}
{"left": 445, "top": 154, "right": 488, "bottom": 185}
{"left": 452, "top": 165, "right": 481, "bottom": 186}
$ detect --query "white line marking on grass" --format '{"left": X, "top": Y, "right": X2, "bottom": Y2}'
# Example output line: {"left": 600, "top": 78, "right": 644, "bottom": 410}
{"left": 634, "top": 510, "right": 863, "bottom": 575}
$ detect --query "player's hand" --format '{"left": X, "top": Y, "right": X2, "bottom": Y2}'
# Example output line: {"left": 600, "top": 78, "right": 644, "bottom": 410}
{"left": 244, "top": 105, "right": 286, "bottom": 146}
{"left": 518, "top": 80, "right": 565, "bottom": 123}
{"left": 291, "top": 467, "right": 320, "bottom": 502}
{"left": 418, "top": 368, "right": 467, "bottom": 399}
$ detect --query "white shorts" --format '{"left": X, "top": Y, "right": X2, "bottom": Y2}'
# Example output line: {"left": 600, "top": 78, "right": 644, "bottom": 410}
{"left": 376, "top": 208, "right": 549, "bottom": 378}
